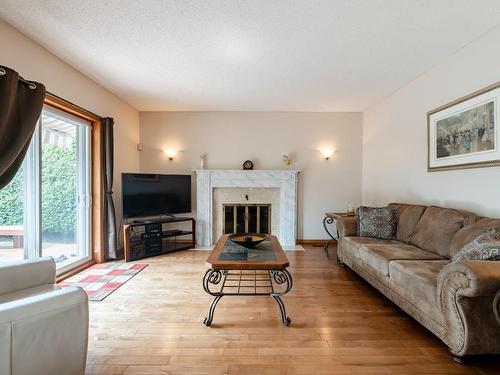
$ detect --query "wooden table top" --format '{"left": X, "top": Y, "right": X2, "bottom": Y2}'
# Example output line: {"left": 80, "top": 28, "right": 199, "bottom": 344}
{"left": 325, "top": 212, "right": 356, "bottom": 220}
{"left": 206, "top": 234, "right": 289, "bottom": 270}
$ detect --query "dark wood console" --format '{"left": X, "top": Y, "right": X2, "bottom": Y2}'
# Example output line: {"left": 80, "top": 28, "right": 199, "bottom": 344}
{"left": 123, "top": 217, "right": 196, "bottom": 262}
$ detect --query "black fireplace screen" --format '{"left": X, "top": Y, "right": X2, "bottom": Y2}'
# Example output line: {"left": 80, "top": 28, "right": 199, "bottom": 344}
{"left": 223, "top": 204, "right": 271, "bottom": 234}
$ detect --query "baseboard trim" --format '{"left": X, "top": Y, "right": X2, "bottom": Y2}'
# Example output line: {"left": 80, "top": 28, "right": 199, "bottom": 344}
{"left": 297, "top": 239, "right": 334, "bottom": 246}
{"left": 182, "top": 238, "right": 333, "bottom": 246}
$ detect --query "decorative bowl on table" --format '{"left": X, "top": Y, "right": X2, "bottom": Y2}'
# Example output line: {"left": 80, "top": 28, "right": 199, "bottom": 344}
{"left": 229, "top": 233, "right": 267, "bottom": 248}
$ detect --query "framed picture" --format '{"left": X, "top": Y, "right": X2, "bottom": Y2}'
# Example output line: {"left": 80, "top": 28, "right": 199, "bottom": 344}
{"left": 428, "top": 82, "right": 500, "bottom": 171}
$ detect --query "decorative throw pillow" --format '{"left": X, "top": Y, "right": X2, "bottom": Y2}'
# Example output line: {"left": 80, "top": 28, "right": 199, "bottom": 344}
{"left": 356, "top": 206, "right": 397, "bottom": 240}
{"left": 451, "top": 227, "right": 500, "bottom": 262}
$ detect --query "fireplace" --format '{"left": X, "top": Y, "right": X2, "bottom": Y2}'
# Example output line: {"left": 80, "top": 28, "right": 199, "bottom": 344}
{"left": 223, "top": 204, "right": 271, "bottom": 234}
{"left": 195, "top": 170, "right": 300, "bottom": 247}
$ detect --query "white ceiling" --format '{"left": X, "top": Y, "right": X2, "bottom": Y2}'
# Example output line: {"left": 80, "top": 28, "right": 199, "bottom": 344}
{"left": 1, "top": 1, "right": 500, "bottom": 112}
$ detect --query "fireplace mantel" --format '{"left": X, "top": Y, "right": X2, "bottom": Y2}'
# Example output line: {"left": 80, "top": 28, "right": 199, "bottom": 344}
{"left": 195, "top": 170, "right": 300, "bottom": 247}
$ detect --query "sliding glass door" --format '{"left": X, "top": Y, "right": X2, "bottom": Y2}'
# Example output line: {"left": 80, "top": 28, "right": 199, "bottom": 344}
{"left": 0, "top": 105, "right": 91, "bottom": 273}
{"left": 40, "top": 108, "right": 91, "bottom": 272}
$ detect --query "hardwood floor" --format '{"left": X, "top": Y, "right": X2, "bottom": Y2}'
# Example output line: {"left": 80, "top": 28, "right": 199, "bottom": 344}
{"left": 86, "top": 245, "right": 500, "bottom": 375}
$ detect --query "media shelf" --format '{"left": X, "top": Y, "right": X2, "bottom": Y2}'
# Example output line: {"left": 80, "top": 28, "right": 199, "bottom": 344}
{"left": 123, "top": 217, "right": 196, "bottom": 262}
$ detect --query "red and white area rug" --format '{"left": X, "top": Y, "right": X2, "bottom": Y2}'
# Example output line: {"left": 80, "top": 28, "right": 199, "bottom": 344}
{"left": 59, "top": 262, "right": 148, "bottom": 301}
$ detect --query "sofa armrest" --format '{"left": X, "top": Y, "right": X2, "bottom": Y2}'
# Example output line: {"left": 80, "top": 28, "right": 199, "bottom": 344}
{"left": 438, "top": 261, "right": 500, "bottom": 298}
{"left": 438, "top": 261, "right": 500, "bottom": 356}
{"left": 0, "top": 287, "right": 89, "bottom": 375}
{"left": 0, "top": 257, "right": 56, "bottom": 296}
{"left": 335, "top": 216, "right": 357, "bottom": 238}
{"left": 494, "top": 291, "right": 500, "bottom": 326}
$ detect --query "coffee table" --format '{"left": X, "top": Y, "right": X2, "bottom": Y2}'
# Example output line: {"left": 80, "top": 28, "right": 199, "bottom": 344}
{"left": 203, "top": 234, "right": 293, "bottom": 326}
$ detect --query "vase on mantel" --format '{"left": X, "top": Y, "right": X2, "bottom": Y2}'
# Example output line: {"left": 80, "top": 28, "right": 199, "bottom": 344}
{"left": 200, "top": 154, "right": 206, "bottom": 170}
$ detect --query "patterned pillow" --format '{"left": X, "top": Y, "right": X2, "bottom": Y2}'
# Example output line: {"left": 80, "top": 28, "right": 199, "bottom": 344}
{"left": 356, "top": 206, "right": 397, "bottom": 240}
{"left": 451, "top": 227, "right": 500, "bottom": 262}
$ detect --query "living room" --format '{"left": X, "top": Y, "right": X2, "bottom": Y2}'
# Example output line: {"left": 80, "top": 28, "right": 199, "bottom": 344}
{"left": 0, "top": 1, "right": 499, "bottom": 375}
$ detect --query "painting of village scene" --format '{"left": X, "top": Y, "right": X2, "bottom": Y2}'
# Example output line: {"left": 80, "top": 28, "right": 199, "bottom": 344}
{"left": 436, "top": 101, "right": 495, "bottom": 158}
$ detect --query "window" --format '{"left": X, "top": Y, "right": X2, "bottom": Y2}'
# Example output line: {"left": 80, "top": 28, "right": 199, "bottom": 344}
{"left": 0, "top": 104, "right": 93, "bottom": 273}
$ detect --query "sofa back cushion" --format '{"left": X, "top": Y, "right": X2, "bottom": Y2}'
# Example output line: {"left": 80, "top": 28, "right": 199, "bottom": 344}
{"left": 448, "top": 218, "right": 500, "bottom": 258}
{"left": 388, "top": 203, "right": 427, "bottom": 243}
{"left": 410, "top": 206, "right": 471, "bottom": 257}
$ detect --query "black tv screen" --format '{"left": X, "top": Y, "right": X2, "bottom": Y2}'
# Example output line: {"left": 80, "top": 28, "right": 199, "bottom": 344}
{"left": 122, "top": 173, "right": 191, "bottom": 218}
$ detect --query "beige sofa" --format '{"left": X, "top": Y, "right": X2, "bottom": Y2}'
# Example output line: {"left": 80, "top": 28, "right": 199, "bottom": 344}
{"left": 0, "top": 257, "right": 89, "bottom": 375}
{"left": 336, "top": 203, "right": 500, "bottom": 362}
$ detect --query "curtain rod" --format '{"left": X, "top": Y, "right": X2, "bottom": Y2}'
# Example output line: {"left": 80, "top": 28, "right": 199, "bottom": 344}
{"left": 0, "top": 66, "right": 103, "bottom": 120}
{"left": 0, "top": 66, "right": 38, "bottom": 90}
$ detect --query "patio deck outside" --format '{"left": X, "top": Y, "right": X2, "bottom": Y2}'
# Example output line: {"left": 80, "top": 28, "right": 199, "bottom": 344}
{"left": 0, "top": 238, "right": 82, "bottom": 268}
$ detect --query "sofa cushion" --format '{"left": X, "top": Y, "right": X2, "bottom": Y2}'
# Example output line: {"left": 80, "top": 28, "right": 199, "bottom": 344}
{"left": 410, "top": 207, "right": 468, "bottom": 257}
{"left": 389, "top": 203, "right": 427, "bottom": 243}
{"left": 357, "top": 206, "right": 397, "bottom": 239}
{"left": 448, "top": 218, "right": 500, "bottom": 258}
{"left": 358, "top": 243, "right": 443, "bottom": 276}
{"left": 340, "top": 236, "right": 401, "bottom": 259}
{"left": 389, "top": 260, "right": 449, "bottom": 305}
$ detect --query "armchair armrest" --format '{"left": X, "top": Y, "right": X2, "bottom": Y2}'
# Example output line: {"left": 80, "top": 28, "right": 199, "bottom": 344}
{"left": 438, "top": 260, "right": 500, "bottom": 356}
{"left": 0, "top": 257, "right": 56, "bottom": 296}
{"left": 0, "top": 287, "right": 88, "bottom": 375}
{"left": 334, "top": 215, "right": 357, "bottom": 238}
{"left": 0, "top": 286, "right": 87, "bottom": 322}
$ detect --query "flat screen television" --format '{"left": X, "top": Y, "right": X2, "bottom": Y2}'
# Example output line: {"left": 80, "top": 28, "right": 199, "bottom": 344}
{"left": 121, "top": 173, "right": 191, "bottom": 218}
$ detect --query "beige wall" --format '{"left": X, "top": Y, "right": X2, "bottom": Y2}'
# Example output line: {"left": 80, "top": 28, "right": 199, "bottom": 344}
{"left": 362, "top": 25, "right": 500, "bottom": 217}
{"left": 0, "top": 20, "right": 140, "bottom": 224}
{"left": 139, "top": 112, "right": 363, "bottom": 239}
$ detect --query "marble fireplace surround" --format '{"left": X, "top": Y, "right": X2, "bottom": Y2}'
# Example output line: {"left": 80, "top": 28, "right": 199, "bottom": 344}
{"left": 195, "top": 170, "right": 300, "bottom": 247}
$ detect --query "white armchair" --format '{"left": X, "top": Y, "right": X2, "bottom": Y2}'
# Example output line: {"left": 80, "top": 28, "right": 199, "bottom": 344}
{"left": 0, "top": 257, "right": 88, "bottom": 375}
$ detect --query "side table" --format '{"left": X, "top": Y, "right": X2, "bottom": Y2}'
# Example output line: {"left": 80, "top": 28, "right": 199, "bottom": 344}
{"left": 323, "top": 212, "right": 355, "bottom": 260}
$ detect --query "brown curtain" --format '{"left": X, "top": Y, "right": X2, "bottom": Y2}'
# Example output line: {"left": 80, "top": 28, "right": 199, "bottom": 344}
{"left": 0, "top": 65, "right": 45, "bottom": 189}
{"left": 102, "top": 117, "right": 118, "bottom": 259}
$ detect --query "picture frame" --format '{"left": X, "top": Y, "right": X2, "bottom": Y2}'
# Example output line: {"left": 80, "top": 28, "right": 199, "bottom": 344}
{"left": 428, "top": 82, "right": 500, "bottom": 171}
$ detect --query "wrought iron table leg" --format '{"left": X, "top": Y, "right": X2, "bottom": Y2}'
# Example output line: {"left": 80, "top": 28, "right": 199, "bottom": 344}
{"left": 270, "top": 269, "right": 293, "bottom": 326}
{"left": 203, "top": 269, "right": 224, "bottom": 326}
{"left": 272, "top": 295, "right": 291, "bottom": 326}
{"left": 203, "top": 294, "right": 222, "bottom": 326}
{"left": 323, "top": 215, "right": 337, "bottom": 259}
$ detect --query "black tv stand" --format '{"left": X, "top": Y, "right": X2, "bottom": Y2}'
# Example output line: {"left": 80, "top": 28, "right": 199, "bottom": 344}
{"left": 132, "top": 214, "right": 177, "bottom": 224}
{"left": 124, "top": 217, "right": 195, "bottom": 261}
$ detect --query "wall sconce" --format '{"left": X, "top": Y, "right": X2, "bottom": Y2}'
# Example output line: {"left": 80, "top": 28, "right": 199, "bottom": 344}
{"left": 320, "top": 148, "right": 335, "bottom": 160}
{"left": 163, "top": 149, "right": 177, "bottom": 161}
